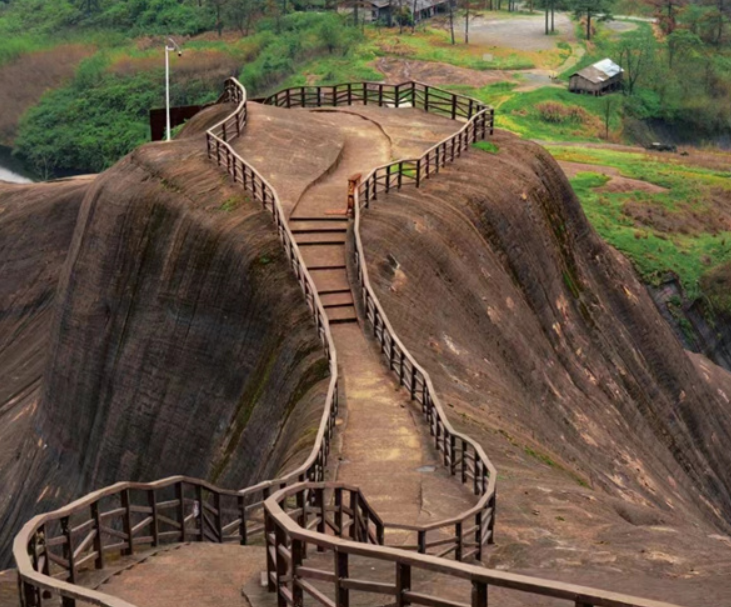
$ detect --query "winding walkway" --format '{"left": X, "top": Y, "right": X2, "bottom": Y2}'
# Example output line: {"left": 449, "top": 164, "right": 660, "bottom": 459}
{"left": 232, "top": 104, "right": 477, "bottom": 532}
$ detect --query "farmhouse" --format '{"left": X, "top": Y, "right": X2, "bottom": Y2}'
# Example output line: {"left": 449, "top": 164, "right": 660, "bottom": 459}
{"left": 569, "top": 58, "right": 624, "bottom": 96}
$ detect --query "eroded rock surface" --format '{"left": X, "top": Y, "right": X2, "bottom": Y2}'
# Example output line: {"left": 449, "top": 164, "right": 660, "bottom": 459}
{"left": 361, "top": 131, "right": 731, "bottom": 603}
{"left": 0, "top": 104, "right": 329, "bottom": 567}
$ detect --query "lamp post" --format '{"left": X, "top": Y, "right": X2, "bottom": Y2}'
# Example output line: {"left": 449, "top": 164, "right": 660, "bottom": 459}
{"left": 165, "top": 38, "right": 182, "bottom": 142}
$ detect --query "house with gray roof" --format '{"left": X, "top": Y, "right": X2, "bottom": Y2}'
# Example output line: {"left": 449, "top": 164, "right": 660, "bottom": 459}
{"left": 569, "top": 58, "right": 624, "bottom": 96}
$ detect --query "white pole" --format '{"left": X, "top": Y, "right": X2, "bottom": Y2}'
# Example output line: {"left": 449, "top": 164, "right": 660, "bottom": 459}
{"left": 165, "top": 45, "right": 171, "bottom": 142}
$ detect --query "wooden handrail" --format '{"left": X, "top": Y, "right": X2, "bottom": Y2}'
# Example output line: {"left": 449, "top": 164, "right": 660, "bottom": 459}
{"left": 264, "top": 482, "right": 687, "bottom": 607}
{"left": 260, "top": 79, "right": 497, "bottom": 557}
{"left": 13, "top": 78, "right": 686, "bottom": 607}
{"left": 14, "top": 78, "right": 342, "bottom": 607}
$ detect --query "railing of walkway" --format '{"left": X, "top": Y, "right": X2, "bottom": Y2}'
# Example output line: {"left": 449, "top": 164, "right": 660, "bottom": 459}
{"left": 264, "top": 482, "right": 684, "bottom": 607}
{"left": 261, "top": 81, "right": 495, "bottom": 206}
{"left": 13, "top": 78, "right": 688, "bottom": 607}
{"left": 262, "top": 80, "right": 497, "bottom": 560}
{"left": 205, "top": 77, "right": 340, "bottom": 493}
{"left": 15, "top": 78, "right": 341, "bottom": 607}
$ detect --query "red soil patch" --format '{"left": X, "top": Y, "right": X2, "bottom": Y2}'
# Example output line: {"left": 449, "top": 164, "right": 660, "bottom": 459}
{"left": 375, "top": 57, "right": 513, "bottom": 87}
{"left": 0, "top": 44, "right": 94, "bottom": 144}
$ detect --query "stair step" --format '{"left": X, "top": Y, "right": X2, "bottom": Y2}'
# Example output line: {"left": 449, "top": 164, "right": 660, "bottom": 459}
{"left": 321, "top": 292, "right": 354, "bottom": 307}
{"left": 290, "top": 220, "right": 348, "bottom": 233}
{"left": 301, "top": 244, "right": 345, "bottom": 269}
{"left": 310, "top": 269, "right": 349, "bottom": 293}
{"left": 327, "top": 305, "right": 358, "bottom": 323}
{"left": 295, "top": 232, "right": 347, "bottom": 245}
{"left": 291, "top": 216, "right": 349, "bottom": 222}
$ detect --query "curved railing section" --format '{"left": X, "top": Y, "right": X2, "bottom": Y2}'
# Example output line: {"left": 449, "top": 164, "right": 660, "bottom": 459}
{"left": 262, "top": 81, "right": 494, "bottom": 205}
{"left": 264, "top": 482, "right": 685, "bottom": 607}
{"left": 13, "top": 78, "right": 688, "bottom": 607}
{"left": 262, "top": 81, "right": 496, "bottom": 561}
{"left": 205, "top": 77, "right": 340, "bottom": 495}
{"left": 15, "top": 78, "right": 342, "bottom": 607}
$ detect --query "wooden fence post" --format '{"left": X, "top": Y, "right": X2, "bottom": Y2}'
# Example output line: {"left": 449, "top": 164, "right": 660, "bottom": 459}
{"left": 396, "top": 563, "right": 411, "bottom": 607}
{"left": 61, "top": 517, "right": 75, "bottom": 584}
{"left": 195, "top": 485, "right": 204, "bottom": 541}
{"left": 472, "top": 581, "right": 488, "bottom": 607}
{"left": 238, "top": 495, "right": 248, "bottom": 546}
{"left": 350, "top": 492, "right": 360, "bottom": 542}
{"left": 213, "top": 492, "right": 223, "bottom": 543}
{"left": 149, "top": 489, "right": 159, "bottom": 547}
{"left": 121, "top": 490, "right": 133, "bottom": 556}
{"left": 265, "top": 513, "right": 276, "bottom": 592}
{"left": 91, "top": 501, "right": 104, "bottom": 569}
{"left": 291, "top": 537, "right": 304, "bottom": 607}
{"left": 316, "top": 488, "right": 326, "bottom": 551}
{"left": 455, "top": 522, "right": 463, "bottom": 561}
{"left": 275, "top": 525, "right": 288, "bottom": 607}
{"left": 335, "top": 488, "right": 344, "bottom": 537}
{"left": 176, "top": 482, "right": 187, "bottom": 543}
{"left": 417, "top": 530, "right": 426, "bottom": 554}
{"left": 335, "top": 551, "right": 349, "bottom": 607}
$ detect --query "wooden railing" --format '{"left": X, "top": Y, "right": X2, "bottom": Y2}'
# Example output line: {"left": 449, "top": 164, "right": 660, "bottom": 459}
{"left": 205, "top": 77, "right": 340, "bottom": 489}
{"left": 264, "top": 482, "right": 685, "bottom": 607}
{"left": 15, "top": 476, "right": 264, "bottom": 607}
{"left": 262, "top": 81, "right": 494, "bottom": 208}
{"left": 13, "top": 78, "right": 688, "bottom": 607}
{"left": 15, "top": 77, "right": 341, "bottom": 607}
{"left": 264, "top": 484, "right": 385, "bottom": 605}
{"left": 263, "top": 80, "right": 497, "bottom": 560}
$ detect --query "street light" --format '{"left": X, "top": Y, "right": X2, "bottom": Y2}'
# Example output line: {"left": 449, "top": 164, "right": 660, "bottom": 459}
{"left": 165, "top": 37, "right": 183, "bottom": 142}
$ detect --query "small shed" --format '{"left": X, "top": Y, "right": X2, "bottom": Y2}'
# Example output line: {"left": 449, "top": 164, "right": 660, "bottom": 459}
{"left": 569, "top": 59, "right": 624, "bottom": 96}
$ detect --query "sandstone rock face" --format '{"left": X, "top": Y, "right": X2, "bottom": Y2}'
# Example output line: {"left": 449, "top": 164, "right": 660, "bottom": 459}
{"left": 0, "top": 105, "right": 328, "bottom": 567}
{"left": 361, "top": 131, "right": 731, "bottom": 602}
{"left": 0, "top": 177, "right": 91, "bottom": 569}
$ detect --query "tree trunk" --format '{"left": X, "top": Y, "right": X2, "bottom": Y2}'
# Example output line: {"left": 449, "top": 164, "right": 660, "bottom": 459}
{"left": 465, "top": 0, "right": 469, "bottom": 43}
{"left": 449, "top": 1, "right": 455, "bottom": 44}
{"left": 586, "top": 10, "right": 592, "bottom": 40}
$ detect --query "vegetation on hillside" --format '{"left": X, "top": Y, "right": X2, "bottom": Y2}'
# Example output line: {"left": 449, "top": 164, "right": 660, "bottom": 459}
{"left": 10, "top": 11, "right": 363, "bottom": 175}
{"left": 550, "top": 145, "right": 731, "bottom": 301}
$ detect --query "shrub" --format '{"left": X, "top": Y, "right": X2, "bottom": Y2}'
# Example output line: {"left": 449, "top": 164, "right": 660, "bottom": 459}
{"left": 535, "top": 101, "right": 590, "bottom": 124}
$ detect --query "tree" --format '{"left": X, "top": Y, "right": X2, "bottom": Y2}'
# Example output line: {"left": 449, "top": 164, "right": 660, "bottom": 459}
{"left": 601, "top": 95, "right": 615, "bottom": 139}
{"left": 617, "top": 28, "right": 656, "bottom": 95}
{"left": 569, "top": 0, "right": 615, "bottom": 40}
{"left": 543, "top": 0, "right": 557, "bottom": 34}
{"left": 208, "top": 0, "right": 229, "bottom": 36}
{"left": 319, "top": 17, "right": 340, "bottom": 53}
{"left": 646, "top": 0, "right": 687, "bottom": 34}
{"left": 224, "top": 0, "right": 258, "bottom": 35}
{"left": 464, "top": 0, "right": 471, "bottom": 43}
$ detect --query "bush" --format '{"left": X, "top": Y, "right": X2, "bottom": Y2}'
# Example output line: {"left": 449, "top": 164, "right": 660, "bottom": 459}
{"left": 535, "top": 101, "right": 590, "bottom": 124}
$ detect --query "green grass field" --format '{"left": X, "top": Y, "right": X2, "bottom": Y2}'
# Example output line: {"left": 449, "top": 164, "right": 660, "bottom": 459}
{"left": 549, "top": 145, "right": 731, "bottom": 299}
